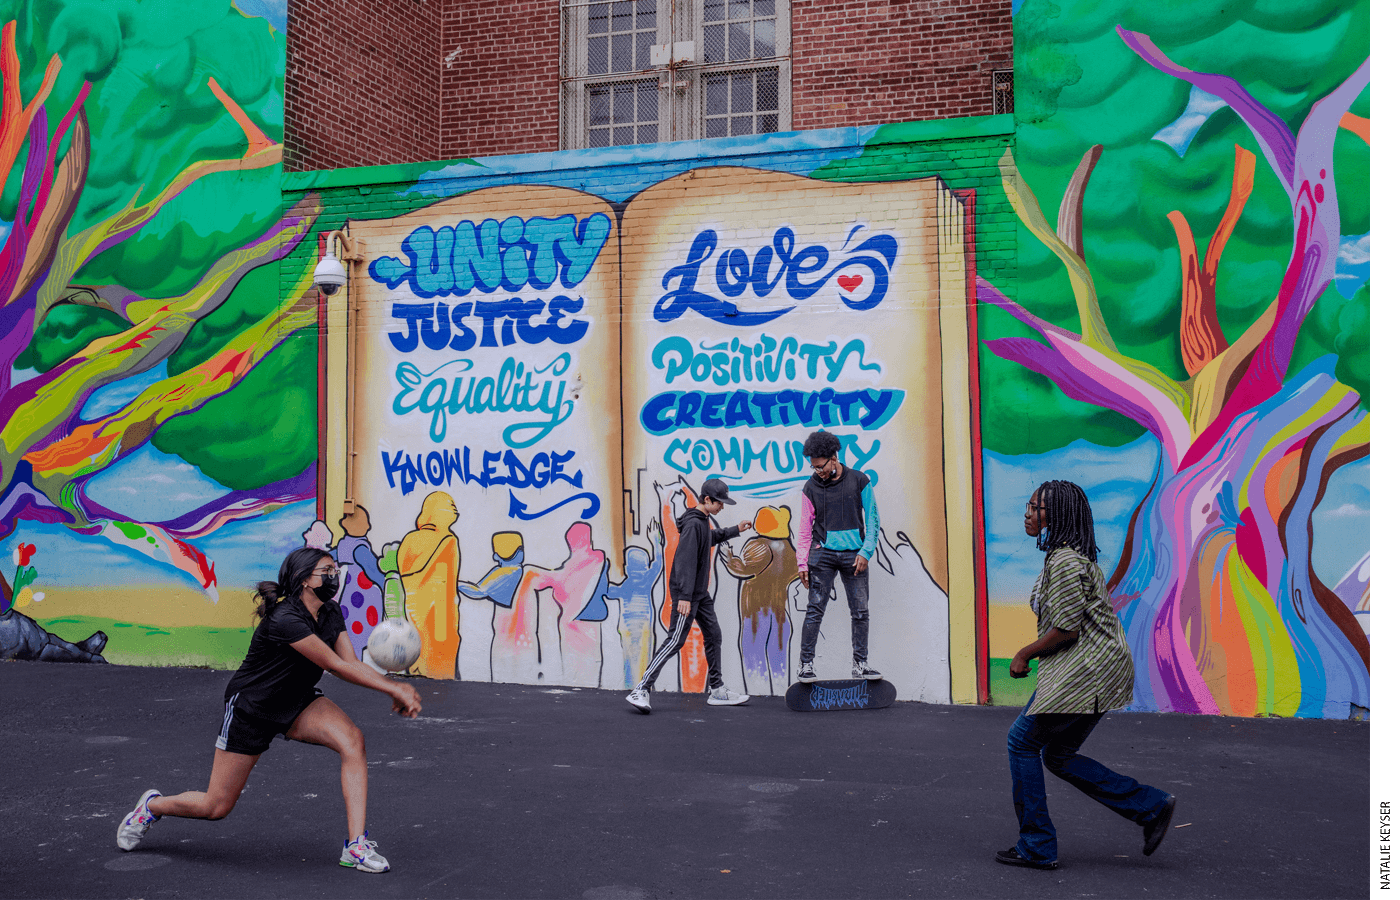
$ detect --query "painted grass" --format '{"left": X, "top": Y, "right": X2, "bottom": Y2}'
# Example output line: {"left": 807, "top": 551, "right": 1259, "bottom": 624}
{"left": 987, "top": 657, "right": 1038, "bottom": 708}
{"left": 36, "top": 615, "right": 251, "bottom": 670}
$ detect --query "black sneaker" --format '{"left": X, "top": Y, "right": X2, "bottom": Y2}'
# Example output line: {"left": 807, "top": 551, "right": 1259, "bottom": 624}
{"left": 1143, "top": 795, "right": 1176, "bottom": 856}
{"left": 994, "top": 847, "right": 1058, "bottom": 870}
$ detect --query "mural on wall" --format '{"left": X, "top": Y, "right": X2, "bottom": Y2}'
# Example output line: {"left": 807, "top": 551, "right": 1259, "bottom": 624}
{"left": 320, "top": 161, "right": 982, "bottom": 703}
{"left": 984, "top": 1, "right": 1369, "bottom": 718}
{"left": 0, "top": 1, "right": 317, "bottom": 667}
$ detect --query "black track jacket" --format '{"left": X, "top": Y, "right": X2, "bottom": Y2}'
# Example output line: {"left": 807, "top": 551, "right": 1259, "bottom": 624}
{"left": 669, "top": 507, "right": 741, "bottom": 608}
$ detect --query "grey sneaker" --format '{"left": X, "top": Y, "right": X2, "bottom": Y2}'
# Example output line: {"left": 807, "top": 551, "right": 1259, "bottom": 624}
{"left": 852, "top": 660, "right": 883, "bottom": 680}
{"left": 707, "top": 685, "right": 750, "bottom": 706}
{"left": 340, "top": 832, "right": 390, "bottom": 873}
{"left": 116, "top": 789, "right": 161, "bottom": 851}
{"left": 626, "top": 687, "right": 651, "bottom": 713}
{"left": 797, "top": 661, "right": 818, "bottom": 683}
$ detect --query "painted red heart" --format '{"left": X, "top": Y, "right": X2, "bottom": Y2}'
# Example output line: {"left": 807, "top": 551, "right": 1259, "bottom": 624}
{"left": 837, "top": 274, "right": 863, "bottom": 292}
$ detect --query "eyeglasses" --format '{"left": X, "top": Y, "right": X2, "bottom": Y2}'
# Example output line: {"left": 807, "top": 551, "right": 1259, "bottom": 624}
{"left": 1025, "top": 502, "right": 1048, "bottom": 511}
{"left": 311, "top": 566, "right": 337, "bottom": 577}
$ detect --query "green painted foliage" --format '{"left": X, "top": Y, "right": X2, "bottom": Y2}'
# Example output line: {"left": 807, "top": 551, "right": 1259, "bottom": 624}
{"left": 14, "top": 302, "right": 127, "bottom": 371}
{"left": 988, "top": 0, "right": 1370, "bottom": 455}
{"left": 150, "top": 327, "right": 318, "bottom": 491}
{"left": 2, "top": 0, "right": 285, "bottom": 298}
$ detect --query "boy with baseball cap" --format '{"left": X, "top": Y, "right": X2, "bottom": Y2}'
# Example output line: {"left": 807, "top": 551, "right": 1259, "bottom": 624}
{"left": 626, "top": 478, "right": 751, "bottom": 712}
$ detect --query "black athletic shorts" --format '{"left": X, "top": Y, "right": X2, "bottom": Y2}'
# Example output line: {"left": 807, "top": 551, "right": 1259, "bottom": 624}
{"left": 215, "top": 689, "right": 323, "bottom": 755}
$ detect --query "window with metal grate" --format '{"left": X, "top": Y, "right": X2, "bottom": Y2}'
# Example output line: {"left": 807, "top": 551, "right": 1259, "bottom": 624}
{"left": 562, "top": 0, "right": 790, "bottom": 149}
{"left": 992, "top": 68, "right": 1014, "bottom": 116}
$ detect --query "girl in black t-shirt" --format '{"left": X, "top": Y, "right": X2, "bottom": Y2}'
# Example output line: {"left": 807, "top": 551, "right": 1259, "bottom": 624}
{"left": 116, "top": 547, "right": 423, "bottom": 873}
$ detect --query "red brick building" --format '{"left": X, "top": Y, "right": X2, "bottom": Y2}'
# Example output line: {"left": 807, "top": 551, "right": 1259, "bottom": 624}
{"left": 286, "top": 0, "right": 1012, "bottom": 171}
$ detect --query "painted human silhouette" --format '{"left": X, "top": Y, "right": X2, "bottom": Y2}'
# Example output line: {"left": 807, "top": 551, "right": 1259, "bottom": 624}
{"left": 399, "top": 491, "right": 461, "bottom": 680}
{"left": 718, "top": 505, "right": 799, "bottom": 695}
{"left": 654, "top": 478, "right": 710, "bottom": 692}
{"left": 604, "top": 522, "right": 665, "bottom": 686}
{"left": 333, "top": 505, "right": 386, "bottom": 661}
{"left": 458, "top": 532, "right": 528, "bottom": 683}
{"left": 525, "top": 521, "right": 608, "bottom": 686}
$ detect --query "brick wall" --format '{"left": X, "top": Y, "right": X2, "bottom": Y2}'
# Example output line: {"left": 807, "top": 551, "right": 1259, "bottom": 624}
{"left": 440, "top": 0, "right": 560, "bottom": 161}
{"left": 791, "top": 0, "right": 1012, "bottom": 131}
{"left": 285, "top": 0, "right": 1012, "bottom": 168}
{"left": 285, "top": 0, "right": 442, "bottom": 171}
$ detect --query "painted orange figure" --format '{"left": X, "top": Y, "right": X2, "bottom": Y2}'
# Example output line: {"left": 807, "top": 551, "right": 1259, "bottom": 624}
{"left": 655, "top": 480, "right": 709, "bottom": 693}
{"left": 398, "top": 491, "right": 461, "bottom": 680}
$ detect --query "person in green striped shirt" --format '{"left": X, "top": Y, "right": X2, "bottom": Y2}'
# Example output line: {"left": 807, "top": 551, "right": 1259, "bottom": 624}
{"left": 994, "top": 480, "right": 1176, "bottom": 871}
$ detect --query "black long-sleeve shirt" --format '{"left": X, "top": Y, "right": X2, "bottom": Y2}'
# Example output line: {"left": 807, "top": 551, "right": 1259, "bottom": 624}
{"left": 669, "top": 507, "right": 741, "bottom": 607}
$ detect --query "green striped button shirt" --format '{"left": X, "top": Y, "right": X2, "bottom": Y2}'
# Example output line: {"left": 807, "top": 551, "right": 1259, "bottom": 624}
{"left": 1026, "top": 546, "right": 1135, "bottom": 715}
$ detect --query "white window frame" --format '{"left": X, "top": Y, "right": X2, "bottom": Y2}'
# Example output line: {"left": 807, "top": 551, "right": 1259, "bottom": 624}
{"left": 561, "top": 0, "right": 790, "bottom": 150}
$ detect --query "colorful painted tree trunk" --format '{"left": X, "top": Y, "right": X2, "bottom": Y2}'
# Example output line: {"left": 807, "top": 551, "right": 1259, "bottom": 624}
{"left": 981, "top": 29, "right": 1370, "bottom": 718}
{"left": 0, "top": 19, "right": 319, "bottom": 606}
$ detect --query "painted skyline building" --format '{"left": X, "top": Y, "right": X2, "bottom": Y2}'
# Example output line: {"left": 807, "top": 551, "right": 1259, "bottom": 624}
{"left": 0, "top": 0, "right": 1369, "bottom": 719}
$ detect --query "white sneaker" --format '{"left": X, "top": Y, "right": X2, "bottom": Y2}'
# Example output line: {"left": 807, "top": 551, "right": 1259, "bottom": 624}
{"left": 340, "top": 832, "right": 390, "bottom": 873}
{"left": 626, "top": 687, "right": 651, "bottom": 713}
{"left": 707, "top": 685, "right": 749, "bottom": 706}
{"left": 116, "top": 789, "right": 161, "bottom": 851}
{"left": 797, "top": 661, "right": 818, "bottom": 683}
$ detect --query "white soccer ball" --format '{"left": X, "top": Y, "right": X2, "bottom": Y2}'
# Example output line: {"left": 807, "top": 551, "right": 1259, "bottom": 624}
{"left": 366, "top": 618, "right": 421, "bottom": 672}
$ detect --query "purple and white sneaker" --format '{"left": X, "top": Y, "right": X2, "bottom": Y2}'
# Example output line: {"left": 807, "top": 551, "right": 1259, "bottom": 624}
{"left": 116, "top": 789, "right": 161, "bottom": 851}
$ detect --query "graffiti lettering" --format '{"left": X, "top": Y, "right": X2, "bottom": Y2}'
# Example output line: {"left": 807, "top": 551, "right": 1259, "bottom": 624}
{"left": 392, "top": 354, "right": 575, "bottom": 446}
{"left": 662, "top": 434, "right": 881, "bottom": 478}
{"left": 380, "top": 446, "right": 584, "bottom": 497}
{"left": 652, "top": 334, "right": 883, "bottom": 386}
{"left": 641, "top": 388, "right": 903, "bottom": 435}
{"left": 809, "top": 682, "right": 869, "bottom": 709}
{"left": 654, "top": 225, "right": 898, "bottom": 325}
{"left": 388, "top": 296, "right": 589, "bottom": 353}
{"left": 369, "top": 213, "right": 613, "bottom": 298}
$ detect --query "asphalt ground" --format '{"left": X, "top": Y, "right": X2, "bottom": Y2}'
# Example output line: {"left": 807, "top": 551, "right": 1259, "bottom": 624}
{"left": 0, "top": 660, "right": 1367, "bottom": 899}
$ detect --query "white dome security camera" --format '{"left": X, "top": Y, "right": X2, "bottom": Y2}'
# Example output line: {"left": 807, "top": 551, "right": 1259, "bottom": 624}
{"left": 314, "top": 253, "right": 348, "bottom": 296}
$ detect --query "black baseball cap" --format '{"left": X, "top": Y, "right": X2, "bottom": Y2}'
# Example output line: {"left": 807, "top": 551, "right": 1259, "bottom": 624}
{"left": 700, "top": 478, "right": 736, "bottom": 505}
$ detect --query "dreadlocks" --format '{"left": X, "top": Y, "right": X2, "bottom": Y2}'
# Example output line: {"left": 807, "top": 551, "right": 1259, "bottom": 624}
{"left": 1034, "top": 480, "right": 1099, "bottom": 563}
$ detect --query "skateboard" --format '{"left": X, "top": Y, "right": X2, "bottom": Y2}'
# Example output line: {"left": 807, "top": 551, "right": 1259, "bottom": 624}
{"left": 785, "top": 678, "right": 897, "bottom": 711}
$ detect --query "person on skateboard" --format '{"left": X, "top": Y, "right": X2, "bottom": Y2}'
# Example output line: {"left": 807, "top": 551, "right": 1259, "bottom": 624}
{"left": 995, "top": 480, "right": 1175, "bottom": 870}
{"left": 795, "top": 430, "right": 882, "bottom": 684}
{"left": 626, "top": 478, "right": 752, "bottom": 712}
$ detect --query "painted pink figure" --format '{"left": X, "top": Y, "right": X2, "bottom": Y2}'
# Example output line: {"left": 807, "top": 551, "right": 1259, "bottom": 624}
{"left": 526, "top": 522, "right": 609, "bottom": 686}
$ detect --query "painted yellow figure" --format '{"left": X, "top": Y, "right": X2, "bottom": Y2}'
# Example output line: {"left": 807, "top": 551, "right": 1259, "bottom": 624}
{"left": 398, "top": 491, "right": 461, "bottom": 680}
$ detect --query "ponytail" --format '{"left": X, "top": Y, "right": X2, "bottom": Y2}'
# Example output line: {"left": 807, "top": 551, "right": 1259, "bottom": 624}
{"left": 253, "top": 547, "right": 333, "bottom": 623}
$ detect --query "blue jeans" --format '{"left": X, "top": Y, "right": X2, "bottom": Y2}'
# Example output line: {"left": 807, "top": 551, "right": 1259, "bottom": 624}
{"left": 1007, "top": 696, "right": 1170, "bottom": 863}
{"left": 800, "top": 548, "right": 870, "bottom": 664}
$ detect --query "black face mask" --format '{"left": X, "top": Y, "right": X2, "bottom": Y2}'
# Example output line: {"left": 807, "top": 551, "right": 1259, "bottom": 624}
{"left": 312, "top": 573, "right": 339, "bottom": 602}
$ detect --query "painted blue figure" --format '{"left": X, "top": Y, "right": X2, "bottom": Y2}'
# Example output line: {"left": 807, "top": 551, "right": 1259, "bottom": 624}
{"left": 604, "top": 522, "right": 664, "bottom": 686}
{"left": 458, "top": 533, "right": 527, "bottom": 608}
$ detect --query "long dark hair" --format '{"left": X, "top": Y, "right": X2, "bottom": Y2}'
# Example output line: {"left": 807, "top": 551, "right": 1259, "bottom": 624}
{"left": 1035, "top": 480, "right": 1099, "bottom": 563}
{"left": 254, "top": 547, "right": 332, "bottom": 622}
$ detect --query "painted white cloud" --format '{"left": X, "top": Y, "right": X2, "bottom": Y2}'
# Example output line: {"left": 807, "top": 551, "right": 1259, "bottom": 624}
{"left": 1152, "top": 86, "right": 1230, "bottom": 158}
{"left": 84, "top": 443, "right": 229, "bottom": 523}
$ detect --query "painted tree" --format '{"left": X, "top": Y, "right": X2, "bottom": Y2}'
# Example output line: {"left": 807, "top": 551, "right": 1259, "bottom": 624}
{"left": 0, "top": 20, "right": 323, "bottom": 605}
{"left": 979, "top": 29, "right": 1369, "bottom": 718}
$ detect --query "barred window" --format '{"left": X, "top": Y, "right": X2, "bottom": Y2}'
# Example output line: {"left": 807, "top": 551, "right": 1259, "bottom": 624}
{"left": 562, "top": 0, "right": 790, "bottom": 149}
{"left": 992, "top": 68, "right": 1014, "bottom": 116}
